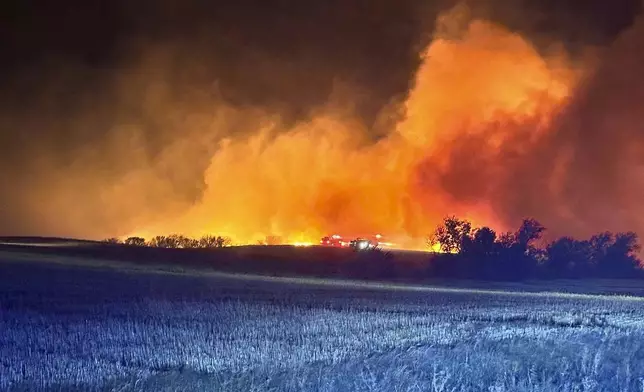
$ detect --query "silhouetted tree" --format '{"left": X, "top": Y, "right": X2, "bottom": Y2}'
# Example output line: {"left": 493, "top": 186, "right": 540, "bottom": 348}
{"left": 148, "top": 235, "right": 174, "bottom": 248}
{"left": 598, "top": 232, "right": 641, "bottom": 277}
{"left": 215, "top": 236, "right": 232, "bottom": 247}
{"left": 167, "top": 234, "right": 181, "bottom": 248}
{"left": 589, "top": 232, "right": 613, "bottom": 260}
{"left": 199, "top": 235, "right": 232, "bottom": 248}
{"left": 169, "top": 235, "right": 196, "bottom": 248}
{"left": 102, "top": 238, "right": 121, "bottom": 244}
{"left": 543, "top": 231, "right": 641, "bottom": 278}
{"left": 425, "top": 213, "right": 644, "bottom": 280}
{"left": 124, "top": 237, "right": 146, "bottom": 246}
{"left": 584, "top": 232, "right": 615, "bottom": 275}
{"left": 545, "top": 237, "right": 592, "bottom": 277}
{"left": 463, "top": 219, "right": 543, "bottom": 280}
{"left": 463, "top": 227, "right": 498, "bottom": 257}
{"left": 199, "top": 235, "right": 217, "bottom": 248}
{"left": 429, "top": 216, "right": 472, "bottom": 253}
{"left": 494, "top": 219, "right": 545, "bottom": 279}
{"left": 515, "top": 218, "right": 546, "bottom": 253}
{"left": 457, "top": 226, "right": 498, "bottom": 279}
{"left": 497, "top": 232, "right": 516, "bottom": 248}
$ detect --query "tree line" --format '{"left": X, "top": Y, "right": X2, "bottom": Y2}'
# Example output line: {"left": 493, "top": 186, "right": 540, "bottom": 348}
{"left": 427, "top": 216, "right": 643, "bottom": 280}
{"left": 101, "top": 218, "right": 643, "bottom": 281}
{"left": 103, "top": 234, "right": 233, "bottom": 249}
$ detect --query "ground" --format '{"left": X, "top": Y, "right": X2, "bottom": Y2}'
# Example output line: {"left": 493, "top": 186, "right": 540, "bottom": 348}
{"left": 1, "top": 250, "right": 644, "bottom": 391}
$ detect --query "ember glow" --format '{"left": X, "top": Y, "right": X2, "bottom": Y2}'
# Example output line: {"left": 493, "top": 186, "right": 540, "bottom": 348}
{"left": 124, "top": 6, "right": 580, "bottom": 248}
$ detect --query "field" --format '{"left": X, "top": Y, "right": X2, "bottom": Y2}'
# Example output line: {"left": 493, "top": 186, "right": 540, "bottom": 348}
{"left": 1, "top": 250, "right": 644, "bottom": 391}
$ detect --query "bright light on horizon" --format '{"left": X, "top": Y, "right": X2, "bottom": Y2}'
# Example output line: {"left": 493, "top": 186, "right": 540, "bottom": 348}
{"left": 292, "top": 242, "right": 313, "bottom": 247}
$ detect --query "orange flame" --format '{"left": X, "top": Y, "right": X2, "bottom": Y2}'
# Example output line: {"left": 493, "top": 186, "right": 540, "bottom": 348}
{"left": 125, "top": 5, "right": 581, "bottom": 249}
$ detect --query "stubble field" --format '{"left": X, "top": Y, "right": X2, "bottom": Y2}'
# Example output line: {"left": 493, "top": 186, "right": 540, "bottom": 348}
{"left": 1, "top": 252, "right": 644, "bottom": 391}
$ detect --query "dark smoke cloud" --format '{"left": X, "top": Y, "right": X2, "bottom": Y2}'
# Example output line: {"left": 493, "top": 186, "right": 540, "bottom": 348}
{"left": 542, "top": 14, "right": 644, "bottom": 236}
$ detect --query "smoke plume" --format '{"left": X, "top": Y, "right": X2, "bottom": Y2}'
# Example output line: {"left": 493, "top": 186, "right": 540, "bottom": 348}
{"left": 1, "top": 3, "right": 643, "bottom": 248}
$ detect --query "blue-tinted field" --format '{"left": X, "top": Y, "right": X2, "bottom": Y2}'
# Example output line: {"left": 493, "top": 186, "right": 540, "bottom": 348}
{"left": 1, "top": 255, "right": 644, "bottom": 391}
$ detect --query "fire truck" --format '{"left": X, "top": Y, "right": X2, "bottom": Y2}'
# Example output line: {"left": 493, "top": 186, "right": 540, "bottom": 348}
{"left": 319, "top": 234, "right": 349, "bottom": 247}
{"left": 320, "top": 234, "right": 383, "bottom": 250}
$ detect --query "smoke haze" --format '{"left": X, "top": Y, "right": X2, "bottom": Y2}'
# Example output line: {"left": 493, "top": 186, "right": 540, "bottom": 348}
{"left": 0, "top": 1, "right": 642, "bottom": 246}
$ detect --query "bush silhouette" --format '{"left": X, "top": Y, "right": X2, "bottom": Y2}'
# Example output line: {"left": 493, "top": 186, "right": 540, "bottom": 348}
{"left": 148, "top": 236, "right": 174, "bottom": 248}
{"left": 199, "top": 235, "right": 232, "bottom": 248}
{"left": 124, "top": 237, "right": 146, "bottom": 246}
{"left": 428, "top": 216, "right": 472, "bottom": 253}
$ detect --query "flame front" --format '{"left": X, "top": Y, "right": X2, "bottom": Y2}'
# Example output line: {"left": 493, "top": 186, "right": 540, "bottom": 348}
{"left": 126, "top": 8, "right": 581, "bottom": 249}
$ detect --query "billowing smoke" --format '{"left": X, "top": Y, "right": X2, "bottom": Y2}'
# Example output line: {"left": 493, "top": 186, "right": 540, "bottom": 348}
{"left": 423, "top": 9, "right": 644, "bottom": 239}
{"left": 1, "top": 2, "right": 642, "bottom": 247}
{"left": 516, "top": 11, "right": 644, "bottom": 237}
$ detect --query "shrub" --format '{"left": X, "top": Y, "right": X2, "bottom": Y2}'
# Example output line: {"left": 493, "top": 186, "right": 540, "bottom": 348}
{"left": 199, "top": 235, "right": 232, "bottom": 248}
{"left": 123, "top": 237, "right": 146, "bottom": 247}
{"left": 428, "top": 216, "right": 472, "bottom": 253}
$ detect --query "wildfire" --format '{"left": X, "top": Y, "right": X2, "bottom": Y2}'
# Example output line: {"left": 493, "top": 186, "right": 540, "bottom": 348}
{"left": 292, "top": 242, "right": 314, "bottom": 247}
{"left": 123, "top": 4, "right": 581, "bottom": 249}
